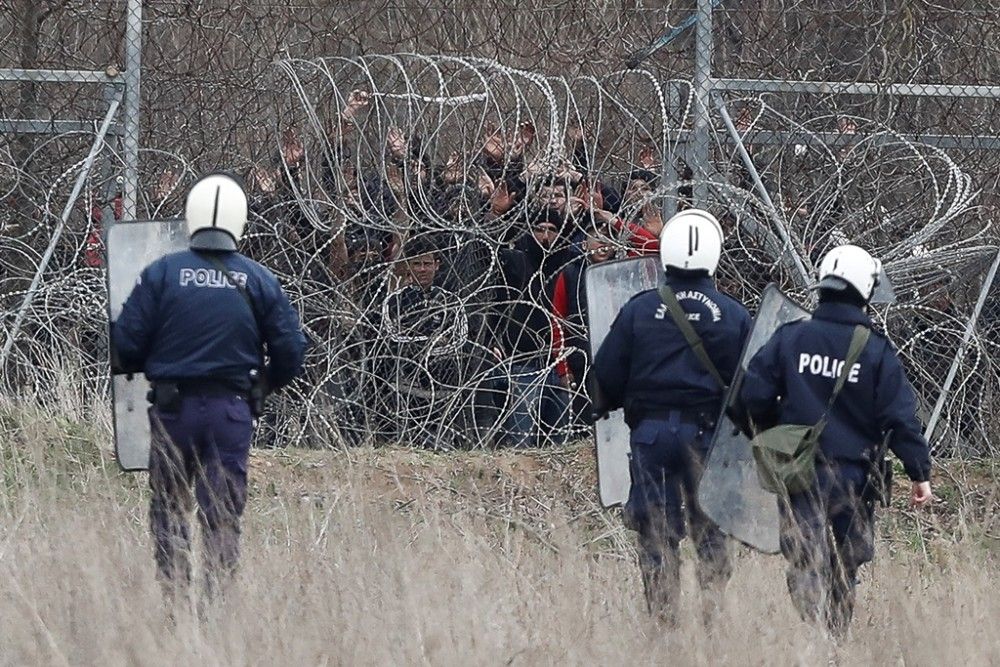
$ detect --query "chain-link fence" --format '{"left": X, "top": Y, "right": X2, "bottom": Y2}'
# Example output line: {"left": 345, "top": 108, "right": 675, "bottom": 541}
{"left": 1, "top": 1, "right": 999, "bottom": 455}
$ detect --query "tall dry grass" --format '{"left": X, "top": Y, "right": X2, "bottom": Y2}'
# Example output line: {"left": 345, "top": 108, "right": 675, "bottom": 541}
{"left": 0, "top": 401, "right": 997, "bottom": 666}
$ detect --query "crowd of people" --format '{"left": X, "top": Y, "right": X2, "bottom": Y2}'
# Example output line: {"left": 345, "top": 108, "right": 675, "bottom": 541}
{"left": 228, "top": 90, "right": 696, "bottom": 448}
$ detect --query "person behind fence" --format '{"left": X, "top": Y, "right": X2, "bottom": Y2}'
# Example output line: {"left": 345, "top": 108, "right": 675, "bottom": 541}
{"left": 111, "top": 172, "right": 306, "bottom": 600}
{"left": 496, "top": 208, "right": 577, "bottom": 447}
{"left": 593, "top": 209, "right": 751, "bottom": 626}
{"left": 734, "top": 244, "right": 933, "bottom": 637}
{"left": 550, "top": 217, "right": 617, "bottom": 426}
{"left": 379, "top": 235, "right": 469, "bottom": 448}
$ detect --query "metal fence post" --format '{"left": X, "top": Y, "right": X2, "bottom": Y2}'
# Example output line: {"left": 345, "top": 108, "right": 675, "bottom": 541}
{"left": 691, "top": 0, "right": 714, "bottom": 207}
{"left": 715, "top": 94, "right": 812, "bottom": 287}
{"left": 0, "top": 95, "right": 123, "bottom": 368}
{"left": 122, "top": 0, "right": 143, "bottom": 220}
{"left": 923, "top": 249, "right": 1000, "bottom": 446}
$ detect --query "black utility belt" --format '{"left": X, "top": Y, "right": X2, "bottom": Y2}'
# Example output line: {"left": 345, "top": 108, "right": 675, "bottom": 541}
{"left": 627, "top": 407, "right": 717, "bottom": 429}
{"left": 148, "top": 381, "right": 248, "bottom": 411}
{"left": 176, "top": 380, "right": 248, "bottom": 398}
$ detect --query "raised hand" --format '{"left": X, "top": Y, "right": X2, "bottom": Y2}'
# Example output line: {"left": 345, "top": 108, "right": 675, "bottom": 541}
{"left": 251, "top": 164, "right": 278, "bottom": 194}
{"left": 153, "top": 169, "right": 180, "bottom": 202}
{"left": 477, "top": 169, "right": 496, "bottom": 198}
{"left": 386, "top": 126, "right": 408, "bottom": 159}
{"left": 343, "top": 89, "right": 371, "bottom": 119}
{"left": 281, "top": 129, "right": 305, "bottom": 167}
{"left": 510, "top": 121, "right": 536, "bottom": 157}
{"left": 482, "top": 121, "right": 506, "bottom": 163}
{"left": 442, "top": 152, "right": 463, "bottom": 184}
{"left": 489, "top": 180, "right": 515, "bottom": 216}
{"left": 638, "top": 143, "right": 657, "bottom": 170}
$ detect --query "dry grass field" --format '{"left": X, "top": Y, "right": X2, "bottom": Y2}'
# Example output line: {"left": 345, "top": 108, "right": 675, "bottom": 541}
{"left": 0, "top": 400, "right": 997, "bottom": 665}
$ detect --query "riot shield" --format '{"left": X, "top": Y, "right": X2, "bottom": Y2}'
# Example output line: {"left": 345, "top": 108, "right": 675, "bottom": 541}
{"left": 106, "top": 220, "right": 188, "bottom": 471}
{"left": 697, "top": 284, "right": 811, "bottom": 554}
{"left": 585, "top": 256, "right": 663, "bottom": 507}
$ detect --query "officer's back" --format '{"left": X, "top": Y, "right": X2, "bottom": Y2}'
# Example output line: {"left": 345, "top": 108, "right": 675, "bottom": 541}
{"left": 741, "top": 270, "right": 929, "bottom": 480}
{"left": 111, "top": 171, "right": 306, "bottom": 596}
{"left": 115, "top": 247, "right": 303, "bottom": 391}
{"left": 595, "top": 271, "right": 751, "bottom": 426}
{"left": 592, "top": 209, "right": 751, "bottom": 627}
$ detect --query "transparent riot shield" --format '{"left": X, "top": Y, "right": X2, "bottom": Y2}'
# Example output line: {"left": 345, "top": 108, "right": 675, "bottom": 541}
{"left": 697, "top": 284, "right": 811, "bottom": 553}
{"left": 106, "top": 220, "right": 189, "bottom": 471}
{"left": 585, "top": 256, "right": 664, "bottom": 507}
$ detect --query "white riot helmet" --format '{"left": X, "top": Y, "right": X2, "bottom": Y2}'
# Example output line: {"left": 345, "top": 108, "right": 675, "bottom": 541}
{"left": 817, "top": 244, "right": 882, "bottom": 301}
{"left": 185, "top": 172, "right": 248, "bottom": 252}
{"left": 658, "top": 208, "right": 724, "bottom": 275}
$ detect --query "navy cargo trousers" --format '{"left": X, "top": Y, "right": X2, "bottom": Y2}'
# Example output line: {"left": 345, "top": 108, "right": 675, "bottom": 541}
{"left": 779, "top": 461, "right": 876, "bottom": 636}
{"left": 148, "top": 394, "right": 254, "bottom": 595}
{"left": 624, "top": 413, "right": 731, "bottom": 624}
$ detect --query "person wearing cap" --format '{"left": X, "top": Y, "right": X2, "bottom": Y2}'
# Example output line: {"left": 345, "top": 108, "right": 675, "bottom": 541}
{"left": 737, "top": 244, "right": 933, "bottom": 636}
{"left": 112, "top": 172, "right": 307, "bottom": 598}
{"left": 593, "top": 209, "right": 752, "bottom": 626}
{"left": 495, "top": 207, "right": 577, "bottom": 447}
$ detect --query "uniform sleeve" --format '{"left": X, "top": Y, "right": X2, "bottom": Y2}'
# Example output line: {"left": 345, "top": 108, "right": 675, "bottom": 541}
{"left": 260, "top": 277, "right": 307, "bottom": 390}
{"left": 875, "top": 344, "right": 932, "bottom": 482}
{"left": 737, "top": 331, "right": 784, "bottom": 431}
{"left": 593, "top": 303, "right": 634, "bottom": 411}
{"left": 111, "top": 263, "right": 162, "bottom": 373}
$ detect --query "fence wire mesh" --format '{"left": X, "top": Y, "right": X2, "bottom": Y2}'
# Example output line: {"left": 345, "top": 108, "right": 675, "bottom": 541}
{"left": 1, "top": 1, "right": 999, "bottom": 456}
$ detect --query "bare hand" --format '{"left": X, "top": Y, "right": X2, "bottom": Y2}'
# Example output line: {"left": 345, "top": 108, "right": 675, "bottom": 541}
{"left": 489, "top": 180, "right": 515, "bottom": 216}
{"left": 482, "top": 121, "right": 506, "bottom": 162}
{"left": 477, "top": 169, "right": 496, "bottom": 198}
{"left": 565, "top": 196, "right": 587, "bottom": 217}
{"left": 154, "top": 169, "right": 179, "bottom": 201}
{"left": 559, "top": 372, "right": 575, "bottom": 390}
{"left": 575, "top": 180, "right": 604, "bottom": 211}
{"left": 910, "top": 481, "right": 933, "bottom": 508}
{"left": 442, "top": 152, "right": 462, "bottom": 184}
{"left": 510, "top": 121, "right": 536, "bottom": 156}
{"left": 566, "top": 122, "right": 585, "bottom": 144}
{"left": 638, "top": 143, "right": 657, "bottom": 170}
{"left": 281, "top": 130, "right": 304, "bottom": 167}
{"left": 251, "top": 164, "right": 278, "bottom": 194}
{"left": 386, "top": 163, "right": 405, "bottom": 195}
{"left": 343, "top": 89, "right": 370, "bottom": 119}
{"left": 386, "top": 126, "right": 408, "bottom": 158}
{"left": 641, "top": 202, "right": 663, "bottom": 235}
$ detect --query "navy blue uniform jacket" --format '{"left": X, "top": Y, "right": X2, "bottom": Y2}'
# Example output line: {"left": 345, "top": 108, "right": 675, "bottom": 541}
{"left": 739, "top": 301, "right": 931, "bottom": 482}
{"left": 113, "top": 249, "right": 306, "bottom": 390}
{"left": 594, "top": 274, "right": 752, "bottom": 426}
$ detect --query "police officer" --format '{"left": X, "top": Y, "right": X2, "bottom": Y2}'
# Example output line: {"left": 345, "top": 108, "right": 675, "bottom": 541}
{"left": 737, "top": 245, "right": 933, "bottom": 636}
{"left": 594, "top": 209, "right": 752, "bottom": 626}
{"left": 112, "top": 172, "right": 306, "bottom": 597}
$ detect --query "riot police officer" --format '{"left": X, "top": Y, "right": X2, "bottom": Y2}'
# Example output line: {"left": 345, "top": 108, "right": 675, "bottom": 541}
{"left": 112, "top": 172, "right": 306, "bottom": 597}
{"left": 738, "top": 244, "right": 933, "bottom": 636}
{"left": 594, "top": 209, "right": 752, "bottom": 626}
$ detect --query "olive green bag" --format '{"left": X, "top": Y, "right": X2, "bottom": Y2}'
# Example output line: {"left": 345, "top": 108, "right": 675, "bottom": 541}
{"left": 751, "top": 325, "right": 870, "bottom": 495}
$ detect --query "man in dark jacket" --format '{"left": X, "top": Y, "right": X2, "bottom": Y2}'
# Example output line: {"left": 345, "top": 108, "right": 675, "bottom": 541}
{"left": 738, "top": 244, "right": 933, "bottom": 636}
{"left": 594, "top": 209, "right": 752, "bottom": 626}
{"left": 496, "top": 209, "right": 577, "bottom": 447}
{"left": 113, "top": 172, "right": 307, "bottom": 598}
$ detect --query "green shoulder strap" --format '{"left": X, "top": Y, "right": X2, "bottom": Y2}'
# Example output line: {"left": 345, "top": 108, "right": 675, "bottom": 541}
{"left": 657, "top": 285, "right": 727, "bottom": 390}
{"left": 813, "top": 324, "right": 870, "bottom": 433}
